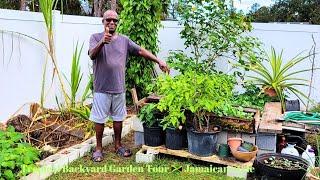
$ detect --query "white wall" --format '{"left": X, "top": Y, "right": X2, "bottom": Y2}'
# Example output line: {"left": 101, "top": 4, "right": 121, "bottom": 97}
{"left": 0, "top": 9, "right": 320, "bottom": 122}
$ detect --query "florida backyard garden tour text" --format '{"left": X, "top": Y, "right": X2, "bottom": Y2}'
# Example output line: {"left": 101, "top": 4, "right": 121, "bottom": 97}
{"left": 22, "top": 164, "right": 252, "bottom": 174}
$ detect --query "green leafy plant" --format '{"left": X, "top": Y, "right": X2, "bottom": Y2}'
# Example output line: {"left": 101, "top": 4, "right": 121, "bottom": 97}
{"left": 232, "top": 83, "right": 272, "bottom": 110}
{"left": 39, "top": 0, "right": 69, "bottom": 106}
{"left": 64, "top": 42, "right": 84, "bottom": 109}
{"left": 215, "top": 103, "right": 254, "bottom": 120}
{"left": 168, "top": 0, "right": 262, "bottom": 75}
{"left": 154, "top": 71, "right": 235, "bottom": 132}
{"left": 245, "top": 46, "right": 316, "bottom": 111}
{"left": 0, "top": 126, "right": 40, "bottom": 179}
{"left": 118, "top": 0, "right": 163, "bottom": 102}
{"left": 138, "top": 103, "right": 163, "bottom": 128}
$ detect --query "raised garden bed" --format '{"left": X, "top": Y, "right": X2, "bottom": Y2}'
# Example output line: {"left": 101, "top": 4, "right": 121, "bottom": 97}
{"left": 209, "top": 108, "right": 260, "bottom": 133}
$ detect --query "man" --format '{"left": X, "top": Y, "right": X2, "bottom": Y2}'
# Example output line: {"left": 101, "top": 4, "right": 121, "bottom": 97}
{"left": 88, "top": 10, "right": 169, "bottom": 162}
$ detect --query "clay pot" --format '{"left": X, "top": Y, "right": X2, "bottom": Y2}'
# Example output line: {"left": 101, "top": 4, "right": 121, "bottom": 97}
{"left": 227, "top": 137, "right": 242, "bottom": 150}
{"left": 264, "top": 87, "right": 277, "bottom": 97}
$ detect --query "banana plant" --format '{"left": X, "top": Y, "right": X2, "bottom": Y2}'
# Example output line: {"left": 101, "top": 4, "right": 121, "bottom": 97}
{"left": 246, "top": 46, "right": 317, "bottom": 110}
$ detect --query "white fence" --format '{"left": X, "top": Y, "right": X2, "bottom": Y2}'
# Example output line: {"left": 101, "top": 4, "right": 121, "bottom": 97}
{"left": 0, "top": 9, "right": 320, "bottom": 122}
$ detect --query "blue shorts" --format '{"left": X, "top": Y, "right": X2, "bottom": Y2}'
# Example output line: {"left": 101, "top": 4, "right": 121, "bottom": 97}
{"left": 89, "top": 92, "right": 127, "bottom": 124}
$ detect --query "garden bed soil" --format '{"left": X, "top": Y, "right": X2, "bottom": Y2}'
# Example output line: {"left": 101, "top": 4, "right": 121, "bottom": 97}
{"left": 5, "top": 103, "right": 137, "bottom": 160}
{"left": 210, "top": 115, "right": 254, "bottom": 133}
{"left": 209, "top": 108, "right": 259, "bottom": 133}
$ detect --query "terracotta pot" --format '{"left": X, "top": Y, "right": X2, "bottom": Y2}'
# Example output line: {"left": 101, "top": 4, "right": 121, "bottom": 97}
{"left": 227, "top": 137, "right": 242, "bottom": 150}
{"left": 230, "top": 145, "right": 258, "bottom": 162}
{"left": 264, "top": 87, "right": 277, "bottom": 97}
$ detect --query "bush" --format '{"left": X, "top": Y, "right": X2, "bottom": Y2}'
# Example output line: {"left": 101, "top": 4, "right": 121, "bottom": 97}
{"left": 0, "top": 126, "right": 40, "bottom": 179}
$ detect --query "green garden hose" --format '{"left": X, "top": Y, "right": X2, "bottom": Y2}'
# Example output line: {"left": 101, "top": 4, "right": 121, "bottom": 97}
{"left": 284, "top": 112, "right": 320, "bottom": 125}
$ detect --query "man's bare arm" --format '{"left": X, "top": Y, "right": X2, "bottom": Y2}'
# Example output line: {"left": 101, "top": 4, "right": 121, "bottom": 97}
{"left": 89, "top": 27, "right": 112, "bottom": 60}
{"left": 138, "top": 47, "right": 170, "bottom": 73}
{"left": 88, "top": 39, "right": 104, "bottom": 60}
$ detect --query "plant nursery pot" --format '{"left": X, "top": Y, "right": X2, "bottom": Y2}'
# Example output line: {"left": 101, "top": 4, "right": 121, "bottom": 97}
{"left": 187, "top": 128, "right": 219, "bottom": 157}
{"left": 165, "top": 127, "right": 187, "bottom": 150}
{"left": 216, "top": 143, "right": 230, "bottom": 157}
{"left": 143, "top": 124, "right": 165, "bottom": 147}
{"left": 264, "top": 87, "right": 277, "bottom": 97}
{"left": 227, "top": 137, "right": 242, "bottom": 150}
{"left": 254, "top": 153, "right": 309, "bottom": 180}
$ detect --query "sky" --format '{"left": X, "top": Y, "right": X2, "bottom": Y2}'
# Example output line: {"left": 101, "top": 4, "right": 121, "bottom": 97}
{"left": 233, "top": 0, "right": 275, "bottom": 13}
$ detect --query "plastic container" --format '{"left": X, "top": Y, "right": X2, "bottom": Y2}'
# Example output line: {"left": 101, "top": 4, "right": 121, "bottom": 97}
{"left": 187, "top": 128, "right": 219, "bottom": 157}
{"left": 143, "top": 124, "right": 165, "bottom": 146}
{"left": 281, "top": 143, "right": 299, "bottom": 156}
{"left": 302, "top": 145, "right": 315, "bottom": 167}
{"left": 165, "top": 127, "right": 187, "bottom": 150}
{"left": 254, "top": 153, "right": 309, "bottom": 180}
{"left": 217, "top": 144, "right": 230, "bottom": 157}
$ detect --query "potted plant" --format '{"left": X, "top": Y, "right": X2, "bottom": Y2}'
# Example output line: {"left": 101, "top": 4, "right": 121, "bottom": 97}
{"left": 245, "top": 46, "right": 316, "bottom": 111}
{"left": 153, "top": 71, "right": 236, "bottom": 156}
{"left": 138, "top": 103, "right": 165, "bottom": 146}
{"left": 152, "top": 75, "right": 188, "bottom": 150}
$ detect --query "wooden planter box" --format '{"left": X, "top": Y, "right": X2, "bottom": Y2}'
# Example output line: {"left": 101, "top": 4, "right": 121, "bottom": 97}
{"left": 210, "top": 108, "right": 260, "bottom": 134}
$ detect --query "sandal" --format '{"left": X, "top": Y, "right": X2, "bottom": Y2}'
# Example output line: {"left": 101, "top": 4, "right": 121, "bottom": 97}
{"left": 116, "top": 147, "right": 132, "bottom": 157}
{"left": 92, "top": 150, "right": 103, "bottom": 162}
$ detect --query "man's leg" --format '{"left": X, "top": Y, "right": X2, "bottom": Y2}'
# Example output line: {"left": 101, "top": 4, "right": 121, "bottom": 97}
{"left": 89, "top": 93, "right": 112, "bottom": 161}
{"left": 113, "top": 121, "right": 122, "bottom": 150}
{"left": 111, "top": 93, "right": 131, "bottom": 157}
{"left": 95, "top": 122, "right": 105, "bottom": 152}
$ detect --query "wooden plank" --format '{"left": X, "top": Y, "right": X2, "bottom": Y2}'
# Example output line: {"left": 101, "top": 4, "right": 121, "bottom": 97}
{"left": 142, "top": 145, "right": 254, "bottom": 169}
{"left": 258, "top": 102, "right": 282, "bottom": 134}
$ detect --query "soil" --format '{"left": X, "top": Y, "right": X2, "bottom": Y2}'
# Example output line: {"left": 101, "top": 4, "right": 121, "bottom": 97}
{"left": 263, "top": 156, "right": 305, "bottom": 170}
{"left": 4, "top": 104, "right": 138, "bottom": 160}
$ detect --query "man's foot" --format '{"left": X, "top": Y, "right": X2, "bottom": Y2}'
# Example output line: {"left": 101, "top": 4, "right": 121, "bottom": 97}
{"left": 92, "top": 150, "right": 103, "bottom": 162}
{"left": 116, "top": 146, "right": 132, "bottom": 157}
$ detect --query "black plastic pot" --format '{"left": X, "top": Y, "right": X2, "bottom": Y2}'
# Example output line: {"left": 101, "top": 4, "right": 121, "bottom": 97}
{"left": 286, "top": 99, "right": 300, "bottom": 111}
{"left": 254, "top": 153, "right": 309, "bottom": 180}
{"left": 165, "top": 127, "right": 187, "bottom": 150}
{"left": 187, "top": 129, "right": 219, "bottom": 157}
{"left": 143, "top": 124, "right": 165, "bottom": 146}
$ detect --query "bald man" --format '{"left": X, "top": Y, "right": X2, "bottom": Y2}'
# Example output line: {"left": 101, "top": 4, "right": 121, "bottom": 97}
{"left": 88, "top": 10, "right": 169, "bottom": 161}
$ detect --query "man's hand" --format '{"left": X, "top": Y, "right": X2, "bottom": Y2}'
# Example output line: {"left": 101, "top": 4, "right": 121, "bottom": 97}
{"left": 102, "top": 27, "right": 112, "bottom": 44}
{"left": 158, "top": 60, "right": 170, "bottom": 74}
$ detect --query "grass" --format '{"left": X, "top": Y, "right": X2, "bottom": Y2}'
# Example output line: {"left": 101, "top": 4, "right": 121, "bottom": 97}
{"left": 48, "top": 132, "right": 237, "bottom": 180}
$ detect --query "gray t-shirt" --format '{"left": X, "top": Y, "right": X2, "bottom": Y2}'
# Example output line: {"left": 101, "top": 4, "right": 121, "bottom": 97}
{"left": 89, "top": 33, "right": 141, "bottom": 94}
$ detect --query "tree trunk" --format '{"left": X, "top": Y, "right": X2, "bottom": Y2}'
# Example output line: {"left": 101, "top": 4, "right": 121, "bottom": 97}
{"left": 20, "top": 0, "right": 27, "bottom": 11}
{"left": 93, "top": 0, "right": 100, "bottom": 17}
{"left": 110, "top": 0, "right": 117, "bottom": 11}
{"left": 98, "top": 0, "right": 105, "bottom": 17}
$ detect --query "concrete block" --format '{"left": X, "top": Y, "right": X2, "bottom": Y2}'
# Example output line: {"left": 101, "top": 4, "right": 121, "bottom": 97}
{"left": 217, "top": 131, "right": 228, "bottom": 144}
{"left": 131, "top": 116, "right": 144, "bottom": 132}
{"left": 103, "top": 127, "right": 114, "bottom": 136}
{"left": 121, "top": 124, "right": 131, "bottom": 137}
{"left": 227, "top": 132, "right": 242, "bottom": 138}
{"left": 227, "top": 166, "right": 249, "bottom": 179}
{"left": 102, "top": 135, "right": 113, "bottom": 147}
{"left": 257, "top": 149, "right": 276, "bottom": 156}
{"left": 135, "top": 149, "right": 156, "bottom": 163}
{"left": 134, "top": 131, "right": 144, "bottom": 146}
{"left": 58, "top": 147, "right": 80, "bottom": 163}
{"left": 21, "top": 170, "right": 40, "bottom": 180}
{"left": 241, "top": 133, "right": 256, "bottom": 145}
{"left": 37, "top": 153, "right": 68, "bottom": 177}
{"left": 256, "top": 133, "right": 277, "bottom": 151}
